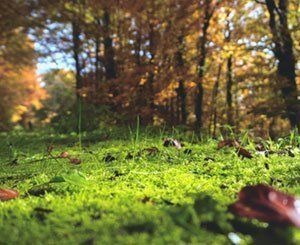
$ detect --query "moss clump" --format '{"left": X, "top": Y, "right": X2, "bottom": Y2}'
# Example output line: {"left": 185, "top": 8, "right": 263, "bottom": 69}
{"left": 0, "top": 130, "right": 299, "bottom": 244}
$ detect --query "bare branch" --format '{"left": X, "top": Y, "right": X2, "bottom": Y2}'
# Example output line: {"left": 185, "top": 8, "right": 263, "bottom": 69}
{"left": 254, "top": 0, "right": 266, "bottom": 4}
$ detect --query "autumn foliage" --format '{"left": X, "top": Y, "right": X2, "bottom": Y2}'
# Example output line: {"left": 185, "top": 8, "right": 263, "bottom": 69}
{"left": 0, "top": 0, "right": 299, "bottom": 135}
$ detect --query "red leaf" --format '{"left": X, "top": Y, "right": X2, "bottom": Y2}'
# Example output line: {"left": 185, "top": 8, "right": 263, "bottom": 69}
{"left": 0, "top": 189, "right": 19, "bottom": 201}
{"left": 236, "top": 147, "right": 253, "bottom": 159}
{"left": 229, "top": 184, "right": 300, "bottom": 227}
{"left": 217, "top": 139, "right": 240, "bottom": 149}
{"left": 60, "top": 151, "right": 69, "bottom": 158}
{"left": 69, "top": 158, "right": 81, "bottom": 165}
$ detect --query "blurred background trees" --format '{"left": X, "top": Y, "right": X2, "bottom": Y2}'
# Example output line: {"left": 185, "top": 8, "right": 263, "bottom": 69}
{"left": 0, "top": 0, "right": 299, "bottom": 137}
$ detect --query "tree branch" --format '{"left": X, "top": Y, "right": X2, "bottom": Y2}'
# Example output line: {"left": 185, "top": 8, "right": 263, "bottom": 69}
{"left": 254, "top": 0, "right": 266, "bottom": 4}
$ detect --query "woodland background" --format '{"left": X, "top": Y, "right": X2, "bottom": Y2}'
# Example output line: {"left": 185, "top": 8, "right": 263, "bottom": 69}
{"left": 0, "top": 0, "right": 299, "bottom": 137}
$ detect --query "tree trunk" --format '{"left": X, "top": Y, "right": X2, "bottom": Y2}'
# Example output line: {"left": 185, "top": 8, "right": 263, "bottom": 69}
{"left": 176, "top": 95, "right": 180, "bottom": 124}
{"left": 234, "top": 77, "right": 240, "bottom": 133}
{"left": 195, "top": 1, "right": 214, "bottom": 131}
{"left": 195, "top": 30, "right": 207, "bottom": 130}
{"left": 265, "top": 0, "right": 299, "bottom": 129}
{"left": 210, "top": 63, "right": 222, "bottom": 138}
{"left": 72, "top": 21, "right": 82, "bottom": 96}
{"left": 175, "top": 35, "right": 187, "bottom": 124}
{"left": 95, "top": 18, "right": 101, "bottom": 86}
{"left": 71, "top": 13, "right": 83, "bottom": 134}
{"left": 226, "top": 54, "right": 234, "bottom": 127}
{"left": 103, "top": 10, "right": 116, "bottom": 80}
{"left": 170, "top": 97, "right": 175, "bottom": 125}
{"left": 147, "top": 23, "right": 155, "bottom": 122}
{"left": 177, "top": 80, "right": 187, "bottom": 124}
{"left": 134, "top": 30, "right": 142, "bottom": 66}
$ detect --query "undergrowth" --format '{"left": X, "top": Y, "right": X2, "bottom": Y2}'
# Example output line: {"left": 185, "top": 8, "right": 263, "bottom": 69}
{"left": 0, "top": 128, "right": 299, "bottom": 244}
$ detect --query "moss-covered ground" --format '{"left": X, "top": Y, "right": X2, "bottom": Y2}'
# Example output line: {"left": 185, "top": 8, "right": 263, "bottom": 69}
{"left": 0, "top": 129, "right": 300, "bottom": 244}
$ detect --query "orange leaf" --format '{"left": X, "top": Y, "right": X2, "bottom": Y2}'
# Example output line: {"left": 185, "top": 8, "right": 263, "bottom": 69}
{"left": 0, "top": 189, "right": 19, "bottom": 201}
{"left": 60, "top": 152, "right": 69, "bottom": 158}
{"left": 69, "top": 158, "right": 81, "bottom": 165}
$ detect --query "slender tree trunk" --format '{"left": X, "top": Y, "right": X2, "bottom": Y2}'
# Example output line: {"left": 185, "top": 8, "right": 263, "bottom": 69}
{"left": 170, "top": 97, "right": 175, "bottom": 125}
{"left": 195, "top": 81, "right": 204, "bottom": 130}
{"left": 175, "top": 35, "right": 187, "bottom": 124}
{"left": 72, "top": 21, "right": 82, "bottom": 96}
{"left": 195, "top": 1, "right": 214, "bottom": 131}
{"left": 210, "top": 63, "right": 222, "bottom": 138}
{"left": 134, "top": 30, "right": 142, "bottom": 66}
{"left": 148, "top": 71, "right": 155, "bottom": 111}
{"left": 176, "top": 93, "right": 180, "bottom": 124}
{"left": 95, "top": 18, "right": 101, "bottom": 86}
{"left": 234, "top": 78, "right": 240, "bottom": 133}
{"left": 95, "top": 38, "right": 100, "bottom": 81}
{"left": 265, "top": 0, "right": 299, "bottom": 129}
{"left": 226, "top": 54, "right": 234, "bottom": 127}
{"left": 147, "top": 23, "right": 155, "bottom": 122}
{"left": 71, "top": 13, "right": 83, "bottom": 133}
{"left": 195, "top": 34, "right": 206, "bottom": 131}
{"left": 103, "top": 10, "right": 116, "bottom": 80}
{"left": 177, "top": 80, "right": 187, "bottom": 124}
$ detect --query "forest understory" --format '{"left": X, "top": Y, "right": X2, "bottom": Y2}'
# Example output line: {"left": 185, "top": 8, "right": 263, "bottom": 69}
{"left": 1, "top": 129, "right": 300, "bottom": 244}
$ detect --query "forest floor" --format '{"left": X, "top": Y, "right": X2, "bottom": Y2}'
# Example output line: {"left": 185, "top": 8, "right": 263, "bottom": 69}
{"left": 0, "top": 128, "right": 300, "bottom": 244}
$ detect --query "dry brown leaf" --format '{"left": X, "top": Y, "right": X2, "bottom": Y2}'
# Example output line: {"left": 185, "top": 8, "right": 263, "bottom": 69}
{"left": 0, "top": 189, "right": 19, "bottom": 201}
{"left": 236, "top": 147, "right": 253, "bottom": 159}
{"left": 217, "top": 139, "right": 240, "bottom": 149}
{"left": 229, "top": 184, "right": 300, "bottom": 227}
{"left": 60, "top": 152, "right": 69, "bottom": 158}
{"left": 69, "top": 158, "right": 81, "bottom": 165}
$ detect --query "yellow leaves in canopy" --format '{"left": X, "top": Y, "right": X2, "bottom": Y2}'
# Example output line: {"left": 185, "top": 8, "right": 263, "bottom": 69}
{"left": 0, "top": 60, "right": 46, "bottom": 127}
{"left": 139, "top": 77, "right": 147, "bottom": 85}
{"left": 156, "top": 81, "right": 177, "bottom": 103}
{"left": 11, "top": 105, "right": 27, "bottom": 123}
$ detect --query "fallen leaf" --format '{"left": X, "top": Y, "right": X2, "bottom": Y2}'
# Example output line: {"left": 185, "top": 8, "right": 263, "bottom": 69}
{"left": 217, "top": 139, "right": 240, "bottom": 149}
{"left": 163, "top": 138, "right": 182, "bottom": 149}
{"left": 69, "top": 158, "right": 81, "bottom": 165}
{"left": 0, "top": 189, "right": 19, "bottom": 201}
{"left": 229, "top": 184, "right": 300, "bottom": 227}
{"left": 60, "top": 151, "right": 69, "bottom": 158}
{"left": 49, "top": 172, "right": 88, "bottom": 187}
{"left": 62, "top": 172, "right": 88, "bottom": 186}
{"left": 236, "top": 147, "right": 253, "bottom": 159}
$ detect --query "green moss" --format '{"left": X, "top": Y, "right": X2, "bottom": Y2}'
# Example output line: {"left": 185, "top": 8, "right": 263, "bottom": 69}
{"left": 0, "top": 130, "right": 299, "bottom": 244}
